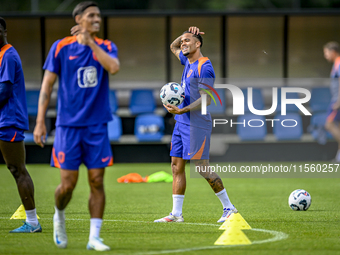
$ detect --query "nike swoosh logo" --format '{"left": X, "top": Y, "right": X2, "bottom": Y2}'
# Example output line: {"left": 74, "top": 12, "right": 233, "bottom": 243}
{"left": 69, "top": 56, "right": 79, "bottom": 60}
{"left": 102, "top": 156, "right": 110, "bottom": 162}
{"left": 55, "top": 234, "right": 61, "bottom": 244}
{"left": 188, "top": 152, "right": 195, "bottom": 155}
{"left": 30, "top": 226, "right": 41, "bottom": 233}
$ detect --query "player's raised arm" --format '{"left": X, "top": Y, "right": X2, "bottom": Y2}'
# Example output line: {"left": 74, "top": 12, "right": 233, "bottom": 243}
{"left": 91, "top": 41, "right": 120, "bottom": 75}
{"left": 33, "top": 70, "right": 57, "bottom": 147}
{"left": 170, "top": 35, "right": 182, "bottom": 61}
{"left": 77, "top": 27, "right": 120, "bottom": 74}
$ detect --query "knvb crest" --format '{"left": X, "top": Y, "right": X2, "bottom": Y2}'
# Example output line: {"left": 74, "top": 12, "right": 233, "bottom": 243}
{"left": 77, "top": 66, "right": 98, "bottom": 88}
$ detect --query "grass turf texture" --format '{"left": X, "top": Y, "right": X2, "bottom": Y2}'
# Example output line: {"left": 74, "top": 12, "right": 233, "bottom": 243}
{"left": 0, "top": 162, "right": 339, "bottom": 255}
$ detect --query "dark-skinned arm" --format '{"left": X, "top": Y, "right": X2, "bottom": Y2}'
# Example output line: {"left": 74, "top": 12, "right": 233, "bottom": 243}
{"left": 71, "top": 25, "right": 120, "bottom": 75}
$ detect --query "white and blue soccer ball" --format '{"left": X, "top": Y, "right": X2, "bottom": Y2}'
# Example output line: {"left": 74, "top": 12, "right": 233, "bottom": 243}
{"left": 160, "top": 82, "right": 185, "bottom": 106}
{"left": 288, "top": 189, "right": 312, "bottom": 211}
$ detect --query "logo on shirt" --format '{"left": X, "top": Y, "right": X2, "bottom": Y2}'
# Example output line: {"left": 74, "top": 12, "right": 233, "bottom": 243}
{"left": 69, "top": 55, "right": 79, "bottom": 60}
{"left": 187, "top": 69, "right": 193, "bottom": 78}
{"left": 77, "top": 66, "right": 98, "bottom": 88}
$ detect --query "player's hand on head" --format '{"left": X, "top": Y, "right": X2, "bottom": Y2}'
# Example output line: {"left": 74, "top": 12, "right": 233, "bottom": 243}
{"left": 33, "top": 123, "right": 47, "bottom": 148}
{"left": 188, "top": 26, "right": 205, "bottom": 35}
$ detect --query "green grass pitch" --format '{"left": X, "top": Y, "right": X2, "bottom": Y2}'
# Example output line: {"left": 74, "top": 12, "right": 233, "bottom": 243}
{"left": 0, "top": 162, "right": 339, "bottom": 254}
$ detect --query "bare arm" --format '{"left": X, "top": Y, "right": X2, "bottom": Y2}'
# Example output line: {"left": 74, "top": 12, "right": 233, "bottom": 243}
{"left": 33, "top": 70, "right": 57, "bottom": 147}
{"left": 170, "top": 35, "right": 182, "bottom": 61}
{"left": 74, "top": 27, "right": 120, "bottom": 75}
{"left": 88, "top": 39, "right": 120, "bottom": 75}
{"left": 164, "top": 89, "right": 212, "bottom": 115}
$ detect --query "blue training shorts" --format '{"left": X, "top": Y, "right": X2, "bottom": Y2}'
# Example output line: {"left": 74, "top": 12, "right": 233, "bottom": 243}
{"left": 0, "top": 126, "right": 25, "bottom": 142}
{"left": 51, "top": 123, "right": 113, "bottom": 170}
{"left": 170, "top": 122, "right": 211, "bottom": 160}
{"left": 326, "top": 102, "right": 340, "bottom": 123}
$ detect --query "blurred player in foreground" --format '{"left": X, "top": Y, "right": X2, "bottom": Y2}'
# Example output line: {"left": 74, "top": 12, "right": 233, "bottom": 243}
{"left": 324, "top": 42, "right": 340, "bottom": 162}
{"left": 33, "top": 1, "right": 119, "bottom": 251}
{"left": 0, "top": 17, "right": 42, "bottom": 233}
{"left": 154, "top": 27, "right": 237, "bottom": 223}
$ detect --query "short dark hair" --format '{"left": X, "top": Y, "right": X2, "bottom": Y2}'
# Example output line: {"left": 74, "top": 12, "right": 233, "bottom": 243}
{"left": 182, "top": 31, "right": 203, "bottom": 48}
{"left": 324, "top": 41, "right": 339, "bottom": 53}
{"left": 0, "top": 17, "right": 6, "bottom": 30}
{"left": 72, "top": 1, "right": 98, "bottom": 19}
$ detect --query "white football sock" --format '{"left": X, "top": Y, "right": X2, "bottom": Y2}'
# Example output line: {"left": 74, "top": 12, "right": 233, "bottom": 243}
{"left": 336, "top": 150, "right": 340, "bottom": 161}
{"left": 89, "top": 218, "right": 103, "bottom": 240}
{"left": 53, "top": 206, "right": 65, "bottom": 223}
{"left": 25, "top": 208, "right": 39, "bottom": 227}
{"left": 171, "top": 194, "right": 185, "bottom": 217}
{"left": 215, "top": 189, "right": 233, "bottom": 209}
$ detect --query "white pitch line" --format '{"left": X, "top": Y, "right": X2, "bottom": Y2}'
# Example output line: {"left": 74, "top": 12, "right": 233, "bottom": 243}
{"left": 1, "top": 217, "right": 288, "bottom": 254}
{"left": 132, "top": 228, "right": 288, "bottom": 255}
{"left": 251, "top": 228, "right": 289, "bottom": 244}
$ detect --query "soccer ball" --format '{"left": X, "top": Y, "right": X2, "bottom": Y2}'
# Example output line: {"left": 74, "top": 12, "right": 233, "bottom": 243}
{"left": 288, "top": 189, "right": 311, "bottom": 211}
{"left": 160, "top": 82, "right": 185, "bottom": 106}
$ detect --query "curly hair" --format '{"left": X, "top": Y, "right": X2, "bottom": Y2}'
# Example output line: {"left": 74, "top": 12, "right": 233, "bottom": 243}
{"left": 182, "top": 31, "right": 203, "bottom": 48}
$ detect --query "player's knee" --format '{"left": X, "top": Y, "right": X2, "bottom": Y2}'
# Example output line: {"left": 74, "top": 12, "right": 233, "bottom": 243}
{"left": 7, "top": 164, "right": 26, "bottom": 179}
{"left": 89, "top": 176, "right": 104, "bottom": 190}
{"left": 61, "top": 182, "right": 76, "bottom": 194}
